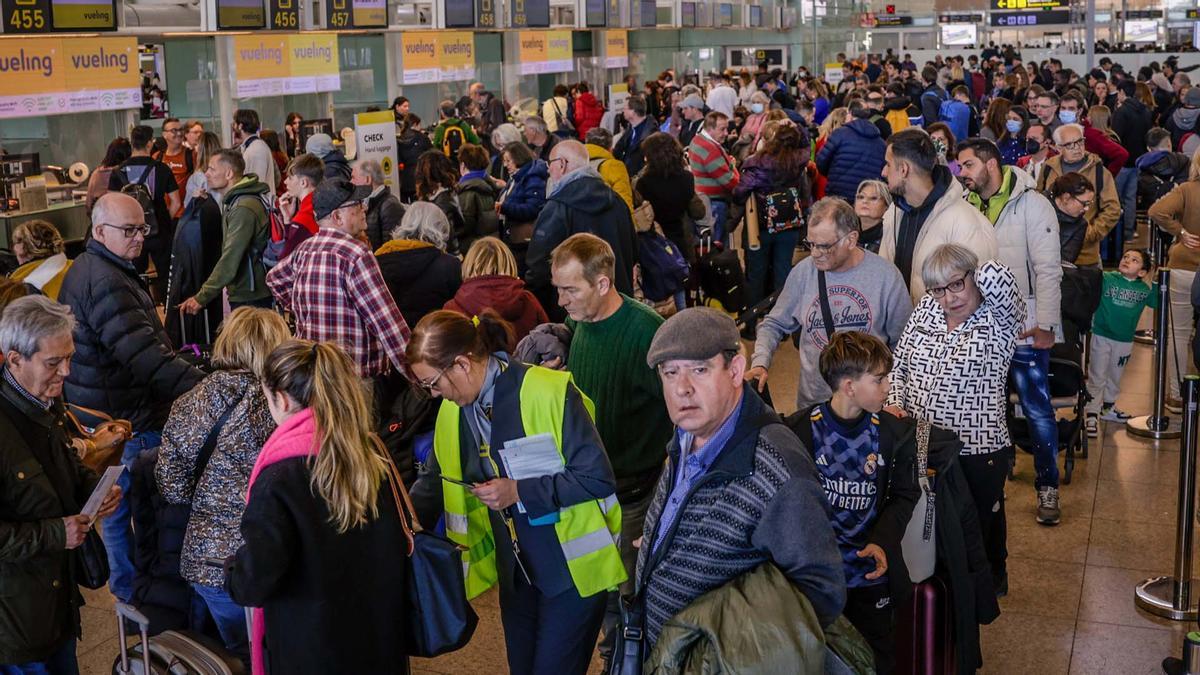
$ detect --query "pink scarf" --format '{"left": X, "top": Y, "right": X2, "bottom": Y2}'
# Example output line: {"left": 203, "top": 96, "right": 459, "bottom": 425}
{"left": 243, "top": 408, "right": 319, "bottom": 675}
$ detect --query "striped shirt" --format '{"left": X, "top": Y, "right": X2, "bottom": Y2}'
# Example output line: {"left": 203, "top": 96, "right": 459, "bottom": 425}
{"left": 687, "top": 131, "right": 739, "bottom": 198}
{"left": 266, "top": 227, "right": 411, "bottom": 378}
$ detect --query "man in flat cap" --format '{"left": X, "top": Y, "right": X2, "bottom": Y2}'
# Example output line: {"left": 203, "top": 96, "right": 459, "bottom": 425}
{"left": 629, "top": 307, "right": 845, "bottom": 651}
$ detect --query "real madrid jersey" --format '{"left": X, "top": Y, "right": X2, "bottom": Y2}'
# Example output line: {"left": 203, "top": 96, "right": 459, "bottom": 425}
{"left": 811, "top": 403, "right": 887, "bottom": 588}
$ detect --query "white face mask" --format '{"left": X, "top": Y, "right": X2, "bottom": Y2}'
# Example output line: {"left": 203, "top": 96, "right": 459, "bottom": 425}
{"left": 750, "top": 103, "right": 764, "bottom": 114}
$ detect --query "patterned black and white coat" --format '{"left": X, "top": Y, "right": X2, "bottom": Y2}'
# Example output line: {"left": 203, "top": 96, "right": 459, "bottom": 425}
{"left": 888, "top": 260, "right": 1025, "bottom": 456}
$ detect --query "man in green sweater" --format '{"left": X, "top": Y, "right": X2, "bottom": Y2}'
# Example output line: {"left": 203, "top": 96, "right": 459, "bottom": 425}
{"left": 550, "top": 233, "right": 672, "bottom": 667}
{"left": 180, "top": 149, "right": 272, "bottom": 314}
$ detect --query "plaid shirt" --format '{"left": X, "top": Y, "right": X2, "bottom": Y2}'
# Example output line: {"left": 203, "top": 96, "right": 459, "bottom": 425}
{"left": 266, "top": 227, "right": 411, "bottom": 378}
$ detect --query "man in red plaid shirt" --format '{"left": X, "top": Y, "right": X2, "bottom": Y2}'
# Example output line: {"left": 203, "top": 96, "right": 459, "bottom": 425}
{"left": 266, "top": 178, "right": 411, "bottom": 379}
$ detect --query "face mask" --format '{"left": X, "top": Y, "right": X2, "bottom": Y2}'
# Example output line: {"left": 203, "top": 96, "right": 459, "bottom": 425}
{"left": 1059, "top": 109, "right": 1077, "bottom": 124}
{"left": 1006, "top": 119, "right": 1023, "bottom": 134}
{"left": 750, "top": 103, "right": 764, "bottom": 114}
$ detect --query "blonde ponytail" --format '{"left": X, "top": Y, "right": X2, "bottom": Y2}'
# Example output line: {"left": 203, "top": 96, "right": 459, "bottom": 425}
{"left": 262, "top": 340, "right": 387, "bottom": 533}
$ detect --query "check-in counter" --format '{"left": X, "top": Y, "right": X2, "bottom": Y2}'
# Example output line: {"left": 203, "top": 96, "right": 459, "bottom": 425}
{"left": 0, "top": 202, "right": 90, "bottom": 250}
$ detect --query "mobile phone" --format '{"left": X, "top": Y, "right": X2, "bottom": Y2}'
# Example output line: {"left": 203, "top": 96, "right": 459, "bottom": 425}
{"left": 441, "top": 475, "right": 475, "bottom": 489}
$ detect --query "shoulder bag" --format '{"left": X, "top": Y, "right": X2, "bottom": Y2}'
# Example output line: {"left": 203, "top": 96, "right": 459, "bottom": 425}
{"left": 609, "top": 594, "right": 646, "bottom": 675}
{"left": 817, "top": 270, "right": 836, "bottom": 342}
{"left": 377, "top": 438, "right": 478, "bottom": 658}
{"left": 901, "top": 419, "right": 937, "bottom": 583}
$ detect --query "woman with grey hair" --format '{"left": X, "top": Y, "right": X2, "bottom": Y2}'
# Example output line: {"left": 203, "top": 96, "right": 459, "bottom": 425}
{"left": 489, "top": 123, "right": 523, "bottom": 184}
{"left": 887, "top": 244, "right": 1023, "bottom": 599}
{"left": 375, "top": 202, "right": 462, "bottom": 328}
{"left": 854, "top": 180, "right": 892, "bottom": 253}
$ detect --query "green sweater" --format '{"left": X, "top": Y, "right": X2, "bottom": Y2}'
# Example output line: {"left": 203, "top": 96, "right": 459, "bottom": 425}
{"left": 1093, "top": 271, "right": 1158, "bottom": 343}
{"left": 196, "top": 175, "right": 271, "bottom": 306}
{"left": 567, "top": 295, "right": 671, "bottom": 480}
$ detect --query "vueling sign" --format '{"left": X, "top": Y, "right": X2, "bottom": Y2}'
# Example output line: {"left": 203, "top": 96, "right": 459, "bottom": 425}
{"left": 0, "top": 38, "right": 137, "bottom": 91}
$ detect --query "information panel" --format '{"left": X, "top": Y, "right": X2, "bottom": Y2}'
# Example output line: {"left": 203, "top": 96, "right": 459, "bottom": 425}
{"left": 444, "top": 0, "right": 473, "bottom": 27}
{"left": 268, "top": 0, "right": 299, "bottom": 28}
{"left": 355, "top": 111, "right": 399, "bottom": 188}
{"left": 327, "top": 0, "right": 385, "bottom": 29}
{"left": 990, "top": 0, "right": 1066, "bottom": 9}
{"left": 511, "top": 0, "right": 549, "bottom": 27}
{"left": 584, "top": 0, "right": 605, "bottom": 27}
{"left": 217, "top": 0, "right": 266, "bottom": 29}
{"left": 233, "top": 34, "right": 341, "bottom": 99}
{"left": 2, "top": 0, "right": 117, "bottom": 33}
{"left": 0, "top": 37, "right": 138, "bottom": 118}
{"left": 989, "top": 9, "right": 1070, "bottom": 25}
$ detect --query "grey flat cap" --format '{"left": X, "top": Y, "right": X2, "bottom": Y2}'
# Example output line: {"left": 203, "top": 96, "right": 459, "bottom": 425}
{"left": 646, "top": 307, "right": 741, "bottom": 368}
{"left": 682, "top": 94, "right": 705, "bottom": 109}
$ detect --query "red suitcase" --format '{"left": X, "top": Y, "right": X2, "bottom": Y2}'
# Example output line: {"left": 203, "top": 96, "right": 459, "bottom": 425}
{"left": 894, "top": 576, "right": 957, "bottom": 675}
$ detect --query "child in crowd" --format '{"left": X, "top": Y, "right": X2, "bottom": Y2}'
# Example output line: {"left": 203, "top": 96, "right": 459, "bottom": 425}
{"left": 786, "top": 331, "right": 920, "bottom": 673}
{"left": 1086, "top": 249, "right": 1157, "bottom": 437}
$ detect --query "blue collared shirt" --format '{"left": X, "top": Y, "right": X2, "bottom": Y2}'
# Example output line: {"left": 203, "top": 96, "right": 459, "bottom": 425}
{"left": 2, "top": 366, "right": 50, "bottom": 411}
{"left": 652, "top": 398, "right": 743, "bottom": 552}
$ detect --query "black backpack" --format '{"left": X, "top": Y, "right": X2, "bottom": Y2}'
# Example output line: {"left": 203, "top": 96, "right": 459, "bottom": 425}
{"left": 119, "top": 165, "right": 159, "bottom": 236}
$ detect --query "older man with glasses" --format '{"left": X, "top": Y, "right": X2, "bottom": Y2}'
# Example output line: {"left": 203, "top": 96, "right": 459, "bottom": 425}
{"left": 1034, "top": 123, "right": 1122, "bottom": 270}
{"left": 58, "top": 192, "right": 204, "bottom": 605}
{"left": 748, "top": 197, "right": 912, "bottom": 412}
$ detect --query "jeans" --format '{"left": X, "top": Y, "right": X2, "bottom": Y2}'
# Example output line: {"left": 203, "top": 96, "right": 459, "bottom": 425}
{"left": 0, "top": 638, "right": 78, "bottom": 675}
{"left": 192, "top": 583, "right": 250, "bottom": 667}
{"left": 1117, "top": 166, "right": 1138, "bottom": 238}
{"left": 102, "top": 430, "right": 162, "bottom": 603}
{"left": 709, "top": 198, "right": 730, "bottom": 247}
{"left": 1010, "top": 346, "right": 1059, "bottom": 489}
{"left": 744, "top": 227, "right": 801, "bottom": 306}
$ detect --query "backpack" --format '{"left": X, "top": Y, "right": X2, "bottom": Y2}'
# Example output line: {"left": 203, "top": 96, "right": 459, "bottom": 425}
{"left": 759, "top": 187, "right": 806, "bottom": 235}
{"left": 225, "top": 193, "right": 285, "bottom": 269}
{"left": 919, "top": 89, "right": 947, "bottom": 127}
{"left": 939, "top": 99, "right": 970, "bottom": 142}
{"left": 1181, "top": 132, "right": 1200, "bottom": 159}
{"left": 548, "top": 98, "right": 576, "bottom": 139}
{"left": 637, "top": 231, "right": 689, "bottom": 302}
{"left": 119, "top": 165, "right": 159, "bottom": 236}
{"left": 442, "top": 125, "right": 466, "bottom": 160}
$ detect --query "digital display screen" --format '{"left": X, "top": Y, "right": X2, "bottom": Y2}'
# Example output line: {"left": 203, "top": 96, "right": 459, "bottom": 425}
{"left": 217, "top": 0, "right": 266, "bottom": 29}
{"left": 444, "top": 0, "right": 474, "bottom": 27}
{"left": 718, "top": 3, "right": 732, "bottom": 26}
{"left": 585, "top": 0, "right": 605, "bottom": 26}
{"left": 1125, "top": 19, "right": 1158, "bottom": 42}
{"left": 640, "top": 0, "right": 655, "bottom": 26}
{"left": 2, "top": 0, "right": 117, "bottom": 32}
{"left": 748, "top": 4, "right": 761, "bottom": 26}
{"left": 268, "top": 0, "right": 298, "bottom": 28}
{"left": 511, "top": 0, "right": 549, "bottom": 27}
{"left": 681, "top": 1, "right": 695, "bottom": 26}
{"left": 941, "top": 23, "right": 976, "bottom": 45}
{"left": 989, "top": 9, "right": 1071, "bottom": 25}
{"left": 327, "top": 0, "right": 386, "bottom": 28}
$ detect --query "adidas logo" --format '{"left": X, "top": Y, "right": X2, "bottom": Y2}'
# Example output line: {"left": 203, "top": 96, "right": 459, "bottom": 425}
{"left": 816, "top": 455, "right": 829, "bottom": 466}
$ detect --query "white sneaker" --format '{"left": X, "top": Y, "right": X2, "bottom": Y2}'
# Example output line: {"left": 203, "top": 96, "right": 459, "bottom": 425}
{"left": 1166, "top": 398, "right": 1184, "bottom": 414}
{"left": 1085, "top": 414, "right": 1099, "bottom": 438}
{"left": 1100, "top": 407, "right": 1133, "bottom": 422}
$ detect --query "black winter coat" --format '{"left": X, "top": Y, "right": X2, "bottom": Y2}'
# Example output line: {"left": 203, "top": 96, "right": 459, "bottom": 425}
{"left": 321, "top": 151, "right": 352, "bottom": 181}
{"left": 0, "top": 376, "right": 98, "bottom": 664}
{"left": 397, "top": 130, "right": 433, "bottom": 201}
{"left": 525, "top": 172, "right": 637, "bottom": 321}
{"left": 129, "top": 448, "right": 195, "bottom": 633}
{"left": 165, "top": 194, "right": 224, "bottom": 348}
{"left": 1111, "top": 98, "right": 1153, "bottom": 168}
{"left": 60, "top": 240, "right": 204, "bottom": 431}
{"left": 376, "top": 240, "right": 463, "bottom": 328}
{"left": 365, "top": 186, "right": 406, "bottom": 251}
{"left": 226, "top": 456, "right": 411, "bottom": 675}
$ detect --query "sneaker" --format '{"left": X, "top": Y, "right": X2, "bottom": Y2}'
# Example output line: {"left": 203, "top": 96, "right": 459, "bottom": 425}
{"left": 1085, "top": 414, "right": 1099, "bottom": 438}
{"left": 1036, "top": 486, "right": 1061, "bottom": 526}
{"left": 1100, "top": 407, "right": 1133, "bottom": 422}
{"left": 1167, "top": 397, "right": 1184, "bottom": 414}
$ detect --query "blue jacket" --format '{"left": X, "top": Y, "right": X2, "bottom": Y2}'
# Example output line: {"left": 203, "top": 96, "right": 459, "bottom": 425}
{"left": 815, "top": 118, "right": 887, "bottom": 200}
{"left": 499, "top": 159, "right": 549, "bottom": 224}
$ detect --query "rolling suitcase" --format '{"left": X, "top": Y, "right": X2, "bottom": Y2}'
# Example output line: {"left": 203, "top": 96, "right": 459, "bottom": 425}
{"left": 113, "top": 602, "right": 247, "bottom": 675}
{"left": 694, "top": 237, "right": 749, "bottom": 315}
{"left": 893, "top": 576, "right": 956, "bottom": 675}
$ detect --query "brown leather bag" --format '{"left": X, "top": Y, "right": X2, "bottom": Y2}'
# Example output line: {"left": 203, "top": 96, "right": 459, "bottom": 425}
{"left": 65, "top": 405, "right": 132, "bottom": 472}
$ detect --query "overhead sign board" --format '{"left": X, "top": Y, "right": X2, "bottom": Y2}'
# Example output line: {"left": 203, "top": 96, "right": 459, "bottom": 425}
{"left": 989, "top": 9, "right": 1071, "bottom": 25}
{"left": 518, "top": 29, "right": 572, "bottom": 74}
{"left": 0, "top": 37, "right": 139, "bottom": 118}
{"left": 873, "top": 14, "right": 912, "bottom": 26}
{"left": 1117, "top": 10, "right": 1162, "bottom": 19}
{"left": 444, "top": 0, "right": 474, "bottom": 27}
{"left": 938, "top": 12, "right": 984, "bottom": 23}
{"left": 217, "top": 0, "right": 266, "bottom": 29}
{"left": 268, "top": 0, "right": 299, "bottom": 29}
{"left": 400, "top": 31, "right": 475, "bottom": 84}
{"left": 584, "top": 0, "right": 605, "bottom": 27}
{"left": 989, "top": 0, "right": 1067, "bottom": 9}
{"left": 233, "top": 33, "right": 340, "bottom": 99}
{"left": 327, "top": 0, "right": 385, "bottom": 28}
{"left": 2, "top": 0, "right": 117, "bottom": 33}
{"left": 604, "top": 29, "right": 627, "bottom": 68}
{"left": 511, "top": 0, "right": 549, "bottom": 27}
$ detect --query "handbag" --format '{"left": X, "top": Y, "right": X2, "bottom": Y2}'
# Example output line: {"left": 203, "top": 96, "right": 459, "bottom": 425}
{"left": 65, "top": 404, "right": 132, "bottom": 473}
{"left": 377, "top": 439, "right": 478, "bottom": 658}
{"left": 901, "top": 419, "right": 937, "bottom": 583}
{"left": 760, "top": 187, "right": 806, "bottom": 234}
{"left": 609, "top": 594, "right": 646, "bottom": 675}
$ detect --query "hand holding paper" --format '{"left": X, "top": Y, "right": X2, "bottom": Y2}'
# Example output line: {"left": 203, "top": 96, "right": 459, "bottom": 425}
{"left": 81, "top": 466, "right": 125, "bottom": 520}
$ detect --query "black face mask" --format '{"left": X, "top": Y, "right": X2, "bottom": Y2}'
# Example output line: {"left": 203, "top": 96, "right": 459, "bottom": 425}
{"left": 1026, "top": 139, "right": 1044, "bottom": 155}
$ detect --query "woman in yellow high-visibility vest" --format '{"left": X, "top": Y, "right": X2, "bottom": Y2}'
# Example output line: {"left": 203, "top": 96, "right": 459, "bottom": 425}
{"left": 407, "top": 309, "right": 626, "bottom": 675}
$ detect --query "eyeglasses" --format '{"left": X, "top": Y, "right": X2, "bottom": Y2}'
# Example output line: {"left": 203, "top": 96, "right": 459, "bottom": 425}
{"left": 163, "top": 127, "right": 184, "bottom": 135}
{"left": 548, "top": 157, "right": 568, "bottom": 171}
{"left": 100, "top": 223, "right": 150, "bottom": 238}
{"left": 1070, "top": 194, "right": 1093, "bottom": 209}
{"left": 1057, "top": 138, "right": 1085, "bottom": 150}
{"left": 803, "top": 232, "right": 850, "bottom": 255}
{"left": 417, "top": 363, "right": 453, "bottom": 393}
{"left": 927, "top": 270, "right": 974, "bottom": 298}
{"left": 336, "top": 200, "right": 365, "bottom": 212}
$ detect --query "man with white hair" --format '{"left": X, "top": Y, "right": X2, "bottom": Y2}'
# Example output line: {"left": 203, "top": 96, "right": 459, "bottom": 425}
{"left": 0, "top": 295, "right": 122, "bottom": 673}
{"left": 525, "top": 140, "right": 636, "bottom": 321}
{"left": 1033, "top": 122, "right": 1121, "bottom": 270}
{"left": 351, "top": 158, "right": 405, "bottom": 250}
{"left": 522, "top": 114, "right": 559, "bottom": 162}
{"left": 58, "top": 192, "right": 204, "bottom": 604}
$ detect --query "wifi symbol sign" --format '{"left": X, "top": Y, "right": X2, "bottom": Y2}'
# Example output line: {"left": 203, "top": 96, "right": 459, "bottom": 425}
{"left": 21, "top": 99, "right": 35, "bottom": 112}
{"left": 99, "top": 92, "right": 114, "bottom": 107}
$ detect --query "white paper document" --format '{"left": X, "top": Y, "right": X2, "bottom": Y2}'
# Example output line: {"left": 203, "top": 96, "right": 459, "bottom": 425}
{"left": 81, "top": 465, "right": 125, "bottom": 520}
{"left": 499, "top": 433, "right": 564, "bottom": 516}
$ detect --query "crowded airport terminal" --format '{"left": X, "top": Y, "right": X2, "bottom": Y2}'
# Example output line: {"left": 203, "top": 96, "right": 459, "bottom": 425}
{"left": 5, "top": 0, "right": 1200, "bottom": 673}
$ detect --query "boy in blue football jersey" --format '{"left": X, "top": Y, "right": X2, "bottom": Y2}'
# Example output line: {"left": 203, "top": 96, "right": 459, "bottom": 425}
{"left": 787, "top": 331, "right": 921, "bottom": 673}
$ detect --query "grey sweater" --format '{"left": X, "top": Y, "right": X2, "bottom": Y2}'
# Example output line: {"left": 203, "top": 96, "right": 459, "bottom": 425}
{"left": 752, "top": 252, "right": 913, "bottom": 410}
{"left": 635, "top": 386, "right": 845, "bottom": 647}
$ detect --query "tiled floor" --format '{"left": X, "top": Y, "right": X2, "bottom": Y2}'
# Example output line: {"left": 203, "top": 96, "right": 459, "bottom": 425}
{"left": 76, "top": 311, "right": 1200, "bottom": 674}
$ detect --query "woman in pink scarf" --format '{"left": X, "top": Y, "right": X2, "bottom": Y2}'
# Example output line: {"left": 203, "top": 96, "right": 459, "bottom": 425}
{"left": 225, "top": 340, "right": 411, "bottom": 675}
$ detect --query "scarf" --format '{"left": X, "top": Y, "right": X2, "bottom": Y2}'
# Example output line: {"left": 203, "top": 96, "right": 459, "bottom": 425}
{"left": 245, "top": 407, "right": 319, "bottom": 675}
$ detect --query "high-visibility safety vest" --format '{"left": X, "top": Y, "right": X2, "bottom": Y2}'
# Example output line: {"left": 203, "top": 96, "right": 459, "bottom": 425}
{"left": 433, "top": 365, "right": 627, "bottom": 599}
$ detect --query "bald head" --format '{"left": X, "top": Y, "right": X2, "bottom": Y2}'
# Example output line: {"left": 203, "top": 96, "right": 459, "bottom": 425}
{"left": 91, "top": 192, "right": 147, "bottom": 261}
{"left": 91, "top": 192, "right": 143, "bottom": 230}
{"left": 550, "top": 140, "right": 589, "bottom": 173}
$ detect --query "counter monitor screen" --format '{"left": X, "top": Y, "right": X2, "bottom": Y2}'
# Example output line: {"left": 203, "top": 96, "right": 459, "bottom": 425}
{"left": 216, "top": 0, "right": 266, "bottom": 29}
{"left": 0, "top": 154, "right": 41, "bottom": 178}
{"left": 640, "top": 0, "right": 655, "bottom": 25}
{"left": 585, "top": 0, "right": 605, "bottom": 26}
{"left": 748, "top": 4, "right": 762, "bottom": 26}
{"left": 444, "top": 0, "right": 474, "bottom": 27}
{"left": 718, "top": 2, "right": 732, "bottom": 25}
{"left": 681, "top": 1, "right": 695, "bottom": 26}
{"left": 50, "top": 0, "right": 117, "bottom": 30}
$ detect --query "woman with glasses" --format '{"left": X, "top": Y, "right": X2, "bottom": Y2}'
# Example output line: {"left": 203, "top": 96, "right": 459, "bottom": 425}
{"left": 887, "top": 244, "right": 1023, "bottom": 600}
{"left": 1049, "top": 171, "right": 1095, "bottom": 264}
{"left": 406, "top": 309, "right": 623, "bottom": 675}
{"left": 854, "top": 180, "right": 892, "bottom": 253}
